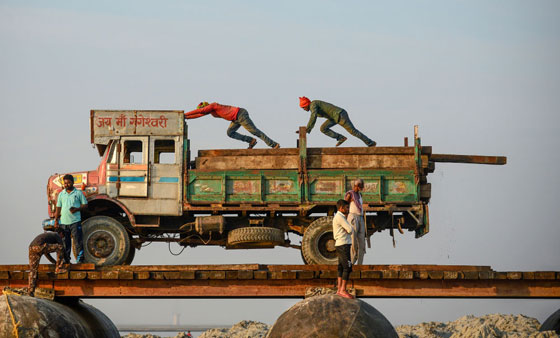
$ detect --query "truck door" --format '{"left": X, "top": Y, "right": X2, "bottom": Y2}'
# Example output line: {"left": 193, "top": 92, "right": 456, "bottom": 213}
{"left": 148, "top": 136, "right": 182, "bottom": 215}
{"left": 118, "top": 136, "right": 149, "bottom": 197}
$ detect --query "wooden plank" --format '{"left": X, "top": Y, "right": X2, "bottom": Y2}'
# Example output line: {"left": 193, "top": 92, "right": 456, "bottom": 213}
{"left": 0, "top": 271, "right": 9, "bottom": 279}
{"left": 430, "top": 154, "right": 507, "bottom": 165}
{"left": 101, "top": 271, "right": 118, "bottom": 280}
{"left": 98, "top": 264, "right": 260, "bottom": 272}
{"left": 297, "top": 271, "right": 315, "bottom": 279}
{"left": 507, "top": 272, "right": 522, "bottom": 280}
{"left": 9, "top": 272, "right": 24, "bottom": 280}
{"left": 87, "top": 271, "right": 101, "bottom": 280}
{"left": 179, "top": 271, "right": 195, "bottom": 280}
{"left": 254, "top": 271, "right": 267, "bottom": 280}
{"left": 198, "top": 147, "right": 417, "bottom": 158}
{"left": 238, "top": 270, "right": 254, "bottom": 280}
{"left": 270, "top": 271, "right": 297, "bottom": 280}
{"left": 70, "top": 271, "right": 87, "bottom": 280}
{"left": 135, "top": 271, "right": 151, "bottom": 280}
{"left": 0, "top": 264, "right": 95, "bottom": 272}
{"left": 382, "top": 270, "right": 399, "bottom": 279}
{"left": 225, "top": 271, "right": 238, "bottom": 279}
{"left": 428, "top": 271, "right": 444, "bottom": 280}
{"left": 523, "top": 272, "right": 535, "bottom": 280}
{"left": 265, "top": 264, "right": 491, "bottom": 272}
{"left": 399, "top": 271, "right": 414, "bottom": 279}
{"left": 119, "top": 271, "right": 134, "bottom": 280}
{"left": 163, "top": 272, "right": 181, "bottom": 280}
{"left": 535, "top": 272, "right": 556, "bottom": 280}
{"left": 195, "top": 154, "right": 421, "bottom": 170}
{"left": 361, "top": 271, "right": 382, "bottom": 279}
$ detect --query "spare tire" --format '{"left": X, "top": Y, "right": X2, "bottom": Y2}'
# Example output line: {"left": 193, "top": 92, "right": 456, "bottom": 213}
{"left": 82, "top": 216, "right": 130, "bottom": 266}
{"left": 227, "top": 227, "right": 285, "bottom": 247}
{"left": 301, "top": 216, "right": 338, "bottom": 265}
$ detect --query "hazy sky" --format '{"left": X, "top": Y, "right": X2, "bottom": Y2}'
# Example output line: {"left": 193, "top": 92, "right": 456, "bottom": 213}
{"left": 1, "top": 0, "right": 559, "bottom": 329}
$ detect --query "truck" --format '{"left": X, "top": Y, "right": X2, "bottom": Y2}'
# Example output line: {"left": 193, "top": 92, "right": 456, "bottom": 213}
{"left": 43, "top": 110, "right": 506, "bottom": 266}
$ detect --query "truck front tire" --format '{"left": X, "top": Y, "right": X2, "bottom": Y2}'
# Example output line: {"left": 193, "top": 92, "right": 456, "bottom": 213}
{"left": 301, "top": 216, "right": 338, "bottom": 265}
{"left": 82, "top": 216, "right": 131, "bottom": 266}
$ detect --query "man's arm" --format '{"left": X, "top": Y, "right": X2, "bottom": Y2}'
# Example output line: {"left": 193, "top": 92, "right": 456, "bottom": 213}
{"left": 344, "top": 191, "right": 353, "bottom": 203}
{"left": 185, "top": 104, "right": 214, "bottom": 119}
{"left": 336, "top": 214, "right": 353, "bottom": 234}
{"left": 54, "top": 207, "right": 61, "bottom": 227}
{"left": 45, "top": 253, "right": 56, "bottom": 264}
{"left": 70, "top": 193, "right": 88, "bottom": 214}
{"left": 306, "top": 112, "right": 318, "bottom": 133}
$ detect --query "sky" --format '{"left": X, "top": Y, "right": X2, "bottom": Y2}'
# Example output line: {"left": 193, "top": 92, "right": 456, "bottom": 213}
{"left": 1, "top": 0, "right": 559, "bottom": 330}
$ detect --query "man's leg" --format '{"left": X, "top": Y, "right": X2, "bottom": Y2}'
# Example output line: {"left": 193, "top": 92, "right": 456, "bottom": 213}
{"left": 61, "top": 225, "right": 72, "bottom": 263}
{"left": 347, "top": 213, "right": 358, "bottom": 264}
{"left": 319, "top": 119, "right": 345, "bottom": 142}
{"left": 70, "top": 222, "right": 84, "bottom": 262}
{"left": 236, "top": 109, "right": 278, "bottom": 148}
{"left": 27, "top": 245, "right": 42, "bottom": 296}
{"left": 357, "top": 216, "right": 366, "bottom": 265}
{"left": 338, "top": 111, "right": 376, "bottom": 146}
{"left": 226, "top": 120, "right": 254, "bottom": 145}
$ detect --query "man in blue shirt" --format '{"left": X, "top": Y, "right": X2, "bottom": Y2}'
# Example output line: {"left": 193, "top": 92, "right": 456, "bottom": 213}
{"left": 54, "top": 174, "right": 88, "bottom": 263}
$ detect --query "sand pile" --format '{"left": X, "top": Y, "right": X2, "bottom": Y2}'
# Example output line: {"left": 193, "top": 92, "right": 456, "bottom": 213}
{"left": 396, "top": 314, "right": 558, "bottom": 338}
{"left": 198, "top": 320, "right": 269, "bottom": 338}
{"left": 121, "top": 315, "right": 558, "bottom": 338}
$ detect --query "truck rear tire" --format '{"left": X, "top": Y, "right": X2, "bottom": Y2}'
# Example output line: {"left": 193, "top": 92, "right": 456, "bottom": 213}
{"left": 82, "top": 216, "right": 131, "bottom": 266}
{"left": 227, "top": 227, "right": 284, "bottom": 247}
{"left": 301, "top": 216, "right": 338, "bottom": 265}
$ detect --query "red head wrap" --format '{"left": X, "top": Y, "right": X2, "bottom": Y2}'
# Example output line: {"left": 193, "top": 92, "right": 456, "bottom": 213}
{"left": 299, "top": 96, "right": 311, "bottom": 108}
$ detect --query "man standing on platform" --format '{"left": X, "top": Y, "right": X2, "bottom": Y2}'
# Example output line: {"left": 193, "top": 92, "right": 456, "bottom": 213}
{"left": 345, "top": 178, "right": 367, "bottom": 265}
{"left": 333, "top": 199, "right": 355, "bottom": 299}
{"left": 54, "top": 174, "right": 88, "bottom": 263}
{"left": 185, "top": 102, "right": 280, "bottom": 149}
{"left": 27, "top": 231, "right": 66, "bottom": 296}
{"left": 298, "top": 97, "right": 376, "bottom": 147}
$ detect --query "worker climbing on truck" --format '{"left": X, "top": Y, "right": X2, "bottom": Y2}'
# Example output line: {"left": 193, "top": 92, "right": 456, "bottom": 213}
{"left": 185, "top": 102, "right": 280, "bottom": 149}
{"left": 299, "top": 96, "right": 376, "bottom": 147}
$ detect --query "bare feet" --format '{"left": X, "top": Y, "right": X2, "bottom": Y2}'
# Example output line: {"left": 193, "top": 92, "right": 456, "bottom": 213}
{"left": 337, "top": 291, "right": 355, "bottom": 299}
{"left": 272, "top": 144, "right": 280, "bottom": 149}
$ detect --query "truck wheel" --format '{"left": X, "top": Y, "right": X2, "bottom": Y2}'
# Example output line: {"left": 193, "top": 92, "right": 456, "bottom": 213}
{"left": 301, "top": 216, "right": 338, "bottom": 265}
{"left": 123, "top": 244, "right": 135, "bottom": 265}
{"left": 82, "top": 216, "right": 131, "bottom": 266}
{"left": 228, "top": 227, "right": 284, "bottom": 246}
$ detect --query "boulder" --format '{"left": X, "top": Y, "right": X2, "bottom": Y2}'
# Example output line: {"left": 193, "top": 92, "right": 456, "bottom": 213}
{"left": 267, "top": 294, "right": 398, "bottom": 338}
{"left": 541, "top": 308, "right": 560, "bottom": 334}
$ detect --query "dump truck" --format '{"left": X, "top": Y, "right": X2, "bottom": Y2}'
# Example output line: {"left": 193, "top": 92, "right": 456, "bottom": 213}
{"left": 42, "top": 110, "right": 506, "bottom": 266}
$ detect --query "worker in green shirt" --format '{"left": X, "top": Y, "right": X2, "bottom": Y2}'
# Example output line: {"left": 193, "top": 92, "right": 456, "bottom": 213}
{"left": 299, "top": 97, "right": 376, "bottom": 147}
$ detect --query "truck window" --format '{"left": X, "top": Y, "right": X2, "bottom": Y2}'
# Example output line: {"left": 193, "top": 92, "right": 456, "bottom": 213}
{"left": 123, "top": 140, "right": 143, "bottom": 164}
{"left": 154, "top": 139, "right": 175, "bottom": 164}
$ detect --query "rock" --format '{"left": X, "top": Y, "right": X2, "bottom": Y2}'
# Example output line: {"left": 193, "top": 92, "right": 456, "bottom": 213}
{"left": 266, "top": 294, "right": 398, "bottom": 338}
{"left": 541, "top": 308, "right": 560, "bottom": 334}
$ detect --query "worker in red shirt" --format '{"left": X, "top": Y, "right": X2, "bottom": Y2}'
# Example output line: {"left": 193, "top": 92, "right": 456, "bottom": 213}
{"left": 185, "top": 102, "right": 280, "bottom": 149}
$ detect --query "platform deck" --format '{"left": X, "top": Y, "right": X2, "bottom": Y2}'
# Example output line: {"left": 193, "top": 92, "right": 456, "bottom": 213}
{"left": 1, "top": 264, "right": 558, "bottom": 299}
